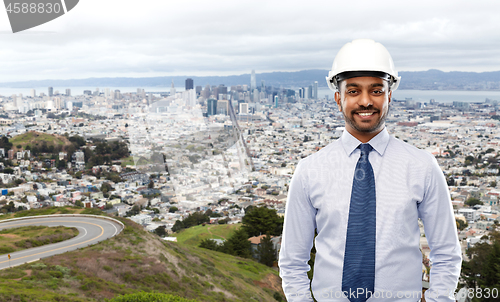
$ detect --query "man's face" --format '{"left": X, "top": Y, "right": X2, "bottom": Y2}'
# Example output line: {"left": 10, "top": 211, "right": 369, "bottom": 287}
{"left": 334, "top": 76, "right": 391, "bottom": 141}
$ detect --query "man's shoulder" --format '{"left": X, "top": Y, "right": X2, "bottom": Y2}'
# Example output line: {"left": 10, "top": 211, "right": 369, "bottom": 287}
{"left": 388, "top": 136, "right": 435, "bottom": 162}
{"left": 298, "top": 139, "right": 343, "bottom": 167}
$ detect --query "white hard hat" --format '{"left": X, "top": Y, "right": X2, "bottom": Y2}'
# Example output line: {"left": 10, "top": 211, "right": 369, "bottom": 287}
{"left": 326, "top": 39, "right": 401, "bottom": 92}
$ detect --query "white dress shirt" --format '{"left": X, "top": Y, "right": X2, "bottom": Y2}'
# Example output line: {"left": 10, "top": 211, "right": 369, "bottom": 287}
{"left": 279, "top": 128, "right": 462, "bottom": 302}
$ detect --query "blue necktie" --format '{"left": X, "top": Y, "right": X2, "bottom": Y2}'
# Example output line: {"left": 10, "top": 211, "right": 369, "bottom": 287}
{"left": 342, "top": 143, "right": 376, "bottom": 302}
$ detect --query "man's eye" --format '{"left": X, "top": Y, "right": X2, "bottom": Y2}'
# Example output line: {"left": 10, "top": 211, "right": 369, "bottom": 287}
{"left": 347, "top": 90, "right": 358, "bottom": 94}
{"left": 372, "top": 90, "right": 383, "bottom": 95}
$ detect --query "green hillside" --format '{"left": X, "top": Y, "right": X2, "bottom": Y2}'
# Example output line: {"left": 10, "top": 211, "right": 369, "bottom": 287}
{"left": 9, "top": 131, "right": 72, "bottom": 151}
{"left": 172, "top": 224, "right": 241, "bottom": 246}
{"left": 0, "top": 210, "right": 284, "bottom": 301}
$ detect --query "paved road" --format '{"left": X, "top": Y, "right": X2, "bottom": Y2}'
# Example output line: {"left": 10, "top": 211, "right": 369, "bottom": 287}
{"left": 0, "top": 215, "right": 124, "bottom": 270}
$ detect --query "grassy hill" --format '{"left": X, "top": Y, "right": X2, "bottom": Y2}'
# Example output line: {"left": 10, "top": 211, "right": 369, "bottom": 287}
{"left": 0, "top": 206, "right": 102, "bottom": 221}
{"left": 9, "top": 131, "right": 72, "bottom": 151}
{"left": 0, "top": 209, "right": 284, "bottom": 301}
{"left": 172, "top": 224, "right": 241, "bottom": 246}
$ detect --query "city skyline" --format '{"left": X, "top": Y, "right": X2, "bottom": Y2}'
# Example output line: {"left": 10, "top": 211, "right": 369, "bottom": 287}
{"left": 2, "top": 1, "right": 500, "bottom": 82}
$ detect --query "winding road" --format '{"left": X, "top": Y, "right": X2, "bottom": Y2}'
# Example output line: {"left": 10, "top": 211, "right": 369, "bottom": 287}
{"left": 0, "top": 215, "right": 124, "bottom": 270}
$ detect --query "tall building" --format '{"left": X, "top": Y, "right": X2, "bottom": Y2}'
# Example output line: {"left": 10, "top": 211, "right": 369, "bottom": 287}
{"left": 30, "top": 89, "right": 36, "bottom": 98}
{"left": 48, "top": 87, "right": 53, "bottom": 97}
{"left": 66, "top": 89, "right": 71, "bottom": 96}
{"left": 202, "top": 85, "right": 211, "bottom": 99}
{"left": 250, "top": 70, "right": 256, "bottom": 90}
{"left": 218, "top": 84, "right": 227, "bottom": 100}
{"left": 239, "top": 102, "right": 249, "bottom": 114}
{"left": 313, "top": 81, "right": 318, "bottom": 100}
{"left": 170, "top": 80, "right": 176, "bottom": 97}
{"left": 253, "top": 89, "right": 260, "bottom": 103}
{"left": 212, "top": 87, "right": 219, "bottom": 99}
{"left": 207, "top": 98, "right": 217, "bottom": 116}
{"left": 185, "top": 78, "right": 194, "bottom": 90}
{"left": 217, "top": 100, "right": 229, "bottom": 115}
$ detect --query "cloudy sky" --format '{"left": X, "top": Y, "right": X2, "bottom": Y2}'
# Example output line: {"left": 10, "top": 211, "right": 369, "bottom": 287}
{"left": 1, "top": 0, "right": 500, "bottom": 83}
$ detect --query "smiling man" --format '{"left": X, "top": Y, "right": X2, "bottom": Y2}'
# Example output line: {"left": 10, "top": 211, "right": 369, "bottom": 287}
{"left": 279, "top": 39, "right": 462, "bottom": 302}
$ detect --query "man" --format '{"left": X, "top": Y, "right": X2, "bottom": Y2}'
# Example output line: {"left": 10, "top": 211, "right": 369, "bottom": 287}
{"left": 279, "top": 39, "right": 461, "bottom": 302}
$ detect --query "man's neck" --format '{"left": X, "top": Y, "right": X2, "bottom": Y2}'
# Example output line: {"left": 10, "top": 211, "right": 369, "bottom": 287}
{"left": 345, "top": 127, "right": 384, "bottom": 143}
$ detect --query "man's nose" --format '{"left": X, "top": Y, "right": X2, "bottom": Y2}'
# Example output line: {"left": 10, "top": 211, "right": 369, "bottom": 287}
{"left": 358, "top": 91, "right": 372, "bottom": 108}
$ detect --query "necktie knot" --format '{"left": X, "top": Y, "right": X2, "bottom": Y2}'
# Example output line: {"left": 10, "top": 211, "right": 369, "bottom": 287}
{"left": 359, "top": 143, "right": 373, "bottom": 157}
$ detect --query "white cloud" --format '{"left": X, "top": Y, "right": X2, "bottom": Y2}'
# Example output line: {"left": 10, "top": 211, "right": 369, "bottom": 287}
{"left": 1, "top": 0, "right": 500, "bottom": 82}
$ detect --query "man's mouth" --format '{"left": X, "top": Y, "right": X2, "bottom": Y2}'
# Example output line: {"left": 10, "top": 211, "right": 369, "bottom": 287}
{"left": 357, "top": 112, "right": 374, "bottom": 117}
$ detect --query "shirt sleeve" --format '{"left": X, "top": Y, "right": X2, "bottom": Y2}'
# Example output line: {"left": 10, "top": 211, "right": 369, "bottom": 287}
{"left": 279, "top": 161, "right": 317, "bottom": 302}
{"left": 418, "top": 157, "right": 462, "bottom": 302}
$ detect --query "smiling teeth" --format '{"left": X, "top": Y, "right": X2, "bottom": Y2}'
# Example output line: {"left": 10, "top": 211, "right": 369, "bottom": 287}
{"left": 358, "top": 112, "right": 373, "bottom": 116}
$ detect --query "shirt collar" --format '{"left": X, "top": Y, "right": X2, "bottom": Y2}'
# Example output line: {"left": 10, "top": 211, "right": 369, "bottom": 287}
{"left": 340, "top": 127, "right": 390, "bottom": 157}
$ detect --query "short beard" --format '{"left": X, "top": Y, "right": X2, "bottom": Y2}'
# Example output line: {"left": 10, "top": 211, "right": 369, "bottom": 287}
{"left": 340, "top": 103, "right": 389, "bottom": 133}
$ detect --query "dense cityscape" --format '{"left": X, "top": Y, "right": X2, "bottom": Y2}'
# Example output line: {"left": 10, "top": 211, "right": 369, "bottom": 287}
{"left": 1, "top": 72, "right": 500, "bottom": 300}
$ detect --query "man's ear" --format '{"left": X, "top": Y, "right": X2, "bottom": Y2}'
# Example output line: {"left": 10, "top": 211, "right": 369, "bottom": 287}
{"left": 388, "top": 90, "right": 392, "bottom": 105}
{"left": 334, "top": 92, "right": 342, "bottom": 111}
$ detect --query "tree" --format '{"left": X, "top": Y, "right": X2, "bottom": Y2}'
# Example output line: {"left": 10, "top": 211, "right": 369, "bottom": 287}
{"left": 169, "top": 206, "right": 178, "bottom": 213}
{"left": 222, "top": 228, "right": 252, "bottom": 258}
{"left": 106, "top": 173, "right": 122, "bottom": 183}
{"left": 148, "top": 180, "right": 154, "bottom": 189}
{"left": 461, "top": 231, "right": 500, "bottom": 301}
{"left": 172, "top": 220, "right": 184, "bottom": 233}
{"left": 57, "top": 159, "right": 66, "bottom": 170}
{"left": 182, "top": 211, "right": 209, "bottom": 228}
{"left": 0, "top": 136, "right": 13, "bottom": 150}
{"left": 217, "top": 217, "right": 230, "bottom": 224}
{"left": 242, "top": 206, "right": 284, "bottom": 237}
{"left": 154, "top": 225, "right": 167, "bottom": 237}
{"left": 199, "top": 238, "right": 219, "bottom": 251}
{"left": 126, "top": 204, "right": 141, "bottom": 216}
{"left": 257, "top": 234, "right": 277, "bottom": 266}
{"left": 465, "top": 198, "right": 483, "bottom": 207}
{"left": 101, "top": 182, "right": 112, "bottom": 193}
{"left": 456, "top": 219, "right": 468, "bottom": 231}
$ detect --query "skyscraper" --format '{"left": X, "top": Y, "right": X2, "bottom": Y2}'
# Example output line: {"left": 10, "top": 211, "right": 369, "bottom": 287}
{"left": 48, "top": 87, "right": 53, "bottom": 97}
{"left": 207, "top": 98, "right": 217, "bottom": 116}
{"left": 217, "top": 100, "right": 229, "bottom": 115}
{"left": 66, "top": 89, "right": 71, "bottom": 96}
{"left": 185, "top": 78, "right": 194, "bottom": 90}
{"left": 239, "top": 102, "right": 249, "bottom": 114}
{"left": 250, "top": 70, "right": 256, "bottom": 91}
{"left": 170, "top": 80, "right": 176, "bottom": 97}
{"left": 313, "top": 81, "right": 318, "bottom": 100}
